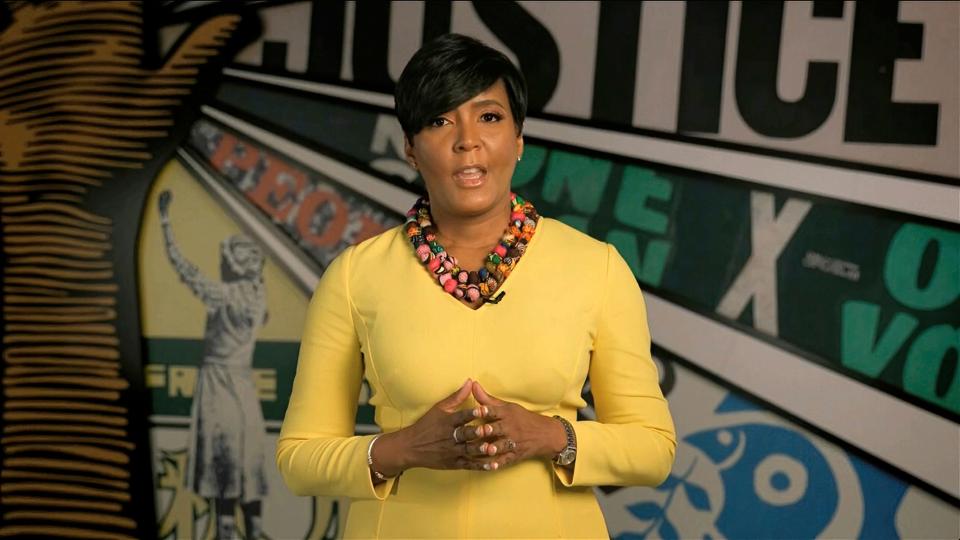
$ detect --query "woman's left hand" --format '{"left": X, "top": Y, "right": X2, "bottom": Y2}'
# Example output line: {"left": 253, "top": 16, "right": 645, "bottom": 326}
{"left": 461, "top": 381, "right": 567, "bottom": 471}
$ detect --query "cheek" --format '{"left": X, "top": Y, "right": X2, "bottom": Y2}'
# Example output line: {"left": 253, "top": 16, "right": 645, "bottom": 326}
{"left": 413, "top": 144, "right": 450, "bottom": 174}
{"left": 419, "top": 159, "right": 452, "bottom": 192}
{"left": 421, "top": 155, "right": 448, "bottom": 174}
{"left": 492, "top": 136, "right": 519, "bottom": 162}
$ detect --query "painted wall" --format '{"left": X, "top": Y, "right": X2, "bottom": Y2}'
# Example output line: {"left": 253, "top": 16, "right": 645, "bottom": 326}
{"left": 1, "top": 1, "right": 956, "bottom": 539}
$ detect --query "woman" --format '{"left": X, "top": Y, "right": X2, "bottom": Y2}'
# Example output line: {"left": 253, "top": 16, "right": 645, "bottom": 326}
{"left": 158, "top": 190, "right": 269, "bottom": 540}
{"left": 277, "top": 34, "right": 675, "bottom": 538}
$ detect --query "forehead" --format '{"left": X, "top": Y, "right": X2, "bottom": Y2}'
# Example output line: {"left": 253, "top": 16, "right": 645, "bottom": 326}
{"left": 233, "top": 242, "right": 260, "bottom": 254}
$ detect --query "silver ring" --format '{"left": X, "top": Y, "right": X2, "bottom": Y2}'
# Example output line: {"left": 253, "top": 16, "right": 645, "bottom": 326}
{"left": 452, "top": 426, "right": 463, "bottom": 444}
{"left": 506, "top": 439, "right": 517, "bottom": 452}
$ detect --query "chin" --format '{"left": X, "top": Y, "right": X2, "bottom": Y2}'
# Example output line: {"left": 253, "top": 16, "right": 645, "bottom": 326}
{"left": 450, "top": 189, "right": 508, "bottom": 217}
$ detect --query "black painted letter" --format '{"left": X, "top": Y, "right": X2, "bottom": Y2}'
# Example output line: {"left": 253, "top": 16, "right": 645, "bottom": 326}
{"left": 735, "top": 1, "right": 838, "bottom": 137}
{"left": 307, "top": 0, "right": 344, "bottom": 80}
{"left": 592, "top": 1, "right": 643, "bottom": 125}
{"left": 845, "top": 1, "right": 938, "bottom": 144}
{"left": 472, "top": 1, "right": 559, "bottom": 113}
{"left": 352, "top": 1, "right": 393, "bottom": 90}
{"left": 677, "top": 1, "right": 729, "bottom": 134}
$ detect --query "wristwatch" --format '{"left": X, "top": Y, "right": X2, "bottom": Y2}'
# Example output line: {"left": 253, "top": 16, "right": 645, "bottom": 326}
{"left": 553, "top": 415, "right": 577, "bottom": 466}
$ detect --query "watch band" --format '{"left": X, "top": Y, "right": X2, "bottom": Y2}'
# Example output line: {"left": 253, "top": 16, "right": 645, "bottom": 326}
{"left": 553, "top": 415, "right": 577, "bottom": 465}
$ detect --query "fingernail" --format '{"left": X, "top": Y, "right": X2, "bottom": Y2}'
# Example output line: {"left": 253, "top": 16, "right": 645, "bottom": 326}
{"left": 489, "top": 445, "right": 497, "bottom": 455}
{"left": 480, "top": 443, "right": 488, "bottom": 453}
{"left": 482, "top": 406, "right": 489, "bottom": 416}
{"left": 483, "top": 463, "right": 491, "bottom": 471}
{"left": 474, "top": 407, "right": 482, "bottom": 417}
{"left": 485, "top": 425, "right": 493, "bottom": 435}
{"left": 492, "top": 462, "right": 499, "bottom": 470}
{"left": 476, "top": 427, "right": 484, "bottom": 437}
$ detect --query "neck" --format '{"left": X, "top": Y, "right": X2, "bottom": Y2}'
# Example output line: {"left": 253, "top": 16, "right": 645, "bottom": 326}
{"left": 431, "top": 197, "right": 512, "bottom": 249}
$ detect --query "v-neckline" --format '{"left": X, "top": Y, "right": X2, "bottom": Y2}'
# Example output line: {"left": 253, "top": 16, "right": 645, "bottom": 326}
{"left": 432, "top": 217, "right": 546, "bottom": 314}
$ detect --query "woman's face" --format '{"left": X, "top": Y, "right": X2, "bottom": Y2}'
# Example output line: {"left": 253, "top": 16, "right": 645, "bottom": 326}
{"left": 221, "top": 239, "right": 264, "bottom": 281}
{"left": 405, "top": 79, "right": 523, "bottom": 221}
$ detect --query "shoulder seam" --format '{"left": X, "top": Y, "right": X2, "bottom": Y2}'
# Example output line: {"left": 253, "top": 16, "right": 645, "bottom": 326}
{"left": 595, "top": 243, "right": 614, "bottom": 347}
{"left": 342, "top": 244, "right": 358, "bottom": 333}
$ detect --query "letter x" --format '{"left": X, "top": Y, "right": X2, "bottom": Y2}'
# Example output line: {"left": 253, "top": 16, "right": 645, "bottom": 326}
{"left": 716, "top": 192, "right": 812, "bottom": 336}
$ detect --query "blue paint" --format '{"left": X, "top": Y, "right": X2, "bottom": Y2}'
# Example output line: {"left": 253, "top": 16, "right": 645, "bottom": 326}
{"left": 714, "top": 393, "right": 762, "bottom": 414}
{"left": 849, "top": 453, "right": 908, "bottom": 540}
{"left": 686, "top": 423, "right": 838, "bottom": 539}
{"left": 771, "top": 471, "right": 790, "bottom": 491}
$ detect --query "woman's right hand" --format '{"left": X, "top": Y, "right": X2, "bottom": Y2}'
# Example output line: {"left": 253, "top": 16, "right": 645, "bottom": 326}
{"left": 158, "top": 190, "right": 172, "bottom": 217}
{"left": 371, "top": 379, "right": 484, "bottom": 477}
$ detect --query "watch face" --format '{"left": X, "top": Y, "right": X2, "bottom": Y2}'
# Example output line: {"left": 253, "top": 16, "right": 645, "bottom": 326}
{"left": 558, "top": 448, "right": 576, "bottom": 466}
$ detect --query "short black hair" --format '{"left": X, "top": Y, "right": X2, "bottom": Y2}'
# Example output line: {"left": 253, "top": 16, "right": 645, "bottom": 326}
{"left": 395, "top": 33, "right": 527, "bottom": 142}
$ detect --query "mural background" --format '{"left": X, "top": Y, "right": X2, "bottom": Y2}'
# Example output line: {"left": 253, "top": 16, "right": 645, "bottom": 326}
{"left": 1, "top": 1, "right": 957, "bottom": 539}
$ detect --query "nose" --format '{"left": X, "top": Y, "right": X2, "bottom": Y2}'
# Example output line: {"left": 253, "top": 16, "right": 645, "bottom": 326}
{"left": 453, "top": 122, "right": 480, "bottom": 153}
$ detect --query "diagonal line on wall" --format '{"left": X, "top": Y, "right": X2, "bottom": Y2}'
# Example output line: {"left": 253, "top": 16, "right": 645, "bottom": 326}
{"left": 221, "top": 67, "right": 960, "bottom": 225}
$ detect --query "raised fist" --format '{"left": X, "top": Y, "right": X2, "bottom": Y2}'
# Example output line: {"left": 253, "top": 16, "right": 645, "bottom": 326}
{"left": 159, "top": 190, "right": 173, "bottom": 216}
{"left": 0, "top": 1, "right": 245, "bottom": 175}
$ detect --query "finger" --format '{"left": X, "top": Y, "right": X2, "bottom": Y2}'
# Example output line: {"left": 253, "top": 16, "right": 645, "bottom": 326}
{"left": 477, "top": 455, "right": 508, "bottom": 471}
{"left": 492, "top": 438, "right": 517, "bottom": 453}
{"left": 453, "top": 456, "right": 479, "bottom": 471}
{"left": 458, "top": 454, "right": 498, "bottom": 471}
{"left": 454, "top": 456, "right": 486, "bottom": 471}
{"left": 487, "top": 453, "right": 518, "bottom": 471}
{"left": 473, "top": 451, "right": 520, "bottom": 472}
{"left": 462, "top": 421, "right": 488, "bottom": 443}
{"left": 480, "top": 404, "right": 501, "bottom": 421}
{"left": 449, "top": 405, "right": 487, "bottom": 428}
{"left": 471, "top": 434, "right": 517, "bottom": 458}
{"left": 465, "top": 441, "right": 497, "bottom": 457}
{"left": 476, "top": 421, "right": 505, "bottom": 440}
{"left": 451, "top": 425, "right": 465, "bottom": 445}
{"left": 457, "top": 422, "right": 495, "bottom": 441}
{"left": 438, "top": 379, "right": 473, "bottom": 412}
{"left": 471, "top": 381, "right": 505, "bottom": 406}
{"left": 157, "top": 14, "right": 242, "bottom": 80}
{"left": 451, "top": 423, "right": 484, "bottom": 445}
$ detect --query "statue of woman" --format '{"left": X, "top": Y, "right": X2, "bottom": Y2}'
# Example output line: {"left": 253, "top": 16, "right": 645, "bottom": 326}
{"left": 158, "top": 190, "right": 269, "bottom": 539}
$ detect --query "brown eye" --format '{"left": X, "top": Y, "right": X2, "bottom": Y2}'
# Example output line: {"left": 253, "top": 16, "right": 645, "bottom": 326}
{"left": 428, "top": 118, "right": 448, "bottom": 128}
{"left": 481, "top": 112, "right": 502, "bottom": 122}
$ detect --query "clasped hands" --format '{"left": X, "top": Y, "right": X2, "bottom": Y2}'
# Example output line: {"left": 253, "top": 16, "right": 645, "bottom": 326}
{"left": 370, "top": 379, "right": 567, "bottom": 478}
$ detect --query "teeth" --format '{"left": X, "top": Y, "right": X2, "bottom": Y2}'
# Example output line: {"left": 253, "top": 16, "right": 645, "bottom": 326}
{"left": 460, "top": 167, "right": 483, "bottom": 175}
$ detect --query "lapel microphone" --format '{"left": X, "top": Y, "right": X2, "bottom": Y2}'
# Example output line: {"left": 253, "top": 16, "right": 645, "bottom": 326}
{"left": 485, "top": 291, "right": 507, "bottom": 305}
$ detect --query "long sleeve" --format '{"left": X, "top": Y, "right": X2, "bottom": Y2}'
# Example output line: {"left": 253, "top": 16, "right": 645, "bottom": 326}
{"left": 161, "top": 219, "right": 224, "bottom": 307}
{"left": 275, "top": 245, "right": 396, "bottom": 500}
{"left": 556, "top": 243, "right": 677, "bottom": 487}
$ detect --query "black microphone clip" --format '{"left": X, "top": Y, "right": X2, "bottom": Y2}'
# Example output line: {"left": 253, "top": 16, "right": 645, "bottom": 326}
{"left": 485, "top": 291, "right": 506, "bottom": 305}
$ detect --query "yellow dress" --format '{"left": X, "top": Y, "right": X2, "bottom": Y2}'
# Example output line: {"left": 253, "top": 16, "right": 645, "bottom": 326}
{"left": 277, "top": 217, "right": 676, "bottom": 539}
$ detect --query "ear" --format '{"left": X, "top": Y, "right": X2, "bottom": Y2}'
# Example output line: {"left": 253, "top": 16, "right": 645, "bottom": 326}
{"left": 404, "top": 134, "right": 417, "bottom": 168}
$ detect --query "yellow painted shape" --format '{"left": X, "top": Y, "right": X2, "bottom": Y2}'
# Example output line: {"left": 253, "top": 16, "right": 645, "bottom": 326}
{"left": 139, "top": 158, "right": 308, "bottom": 340}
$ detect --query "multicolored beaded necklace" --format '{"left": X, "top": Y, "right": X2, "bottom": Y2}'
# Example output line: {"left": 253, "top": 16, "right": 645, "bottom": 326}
{"left": 405, "top": 193, "right": 539, "bottom": 304}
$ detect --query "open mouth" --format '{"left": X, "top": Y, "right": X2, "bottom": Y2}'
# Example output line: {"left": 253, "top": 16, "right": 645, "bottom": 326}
{"left": 453, "top": 165, "right": 487, "bottom": 187}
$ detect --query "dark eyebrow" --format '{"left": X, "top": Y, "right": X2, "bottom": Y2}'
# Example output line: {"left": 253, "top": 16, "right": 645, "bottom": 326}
{"left": 470, "top": 99, "right": 506, "bottom": 109}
